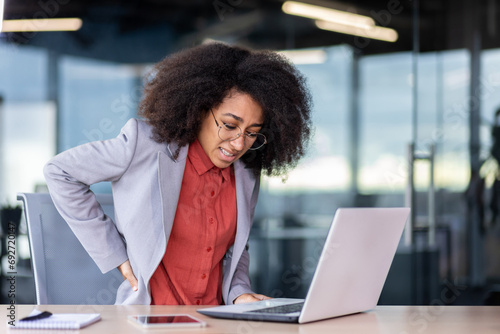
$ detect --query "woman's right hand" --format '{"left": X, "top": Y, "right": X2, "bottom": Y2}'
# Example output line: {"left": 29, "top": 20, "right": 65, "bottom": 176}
{"left": 118, "top": 260, "right": 138, "bottom": 291}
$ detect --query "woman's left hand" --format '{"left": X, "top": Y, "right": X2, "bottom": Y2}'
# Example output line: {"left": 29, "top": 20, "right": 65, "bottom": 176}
{"left": 234, "top": 293, "right": 272, "bottom": 304}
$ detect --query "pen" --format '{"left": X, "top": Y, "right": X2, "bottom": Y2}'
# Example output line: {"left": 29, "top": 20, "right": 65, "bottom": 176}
{"left": 20, "top": 311, "right": 53, "bottom": 321}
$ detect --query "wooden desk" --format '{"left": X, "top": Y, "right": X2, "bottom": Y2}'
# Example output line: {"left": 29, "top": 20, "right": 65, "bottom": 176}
{"left": 3, "top": 305, "right": 500, "bottom": 334}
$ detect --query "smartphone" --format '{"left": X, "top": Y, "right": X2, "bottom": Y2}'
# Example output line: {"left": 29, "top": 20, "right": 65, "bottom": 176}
{"left": 128, "top": 314, "right": 207, "bottom": 328}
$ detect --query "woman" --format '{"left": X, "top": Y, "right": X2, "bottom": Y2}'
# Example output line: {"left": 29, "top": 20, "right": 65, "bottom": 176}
{"left": 44, "top": 42, "right": 312, "bottom": 305}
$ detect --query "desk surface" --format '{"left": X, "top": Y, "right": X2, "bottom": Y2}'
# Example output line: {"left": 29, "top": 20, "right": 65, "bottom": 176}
{"left": 4, "top": 305, "right": 500, "bottom": 334}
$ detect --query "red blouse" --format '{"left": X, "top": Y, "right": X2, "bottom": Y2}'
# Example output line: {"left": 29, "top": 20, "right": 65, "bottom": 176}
{"left": 150, "top": 139, "right": 237, "bottom": 305}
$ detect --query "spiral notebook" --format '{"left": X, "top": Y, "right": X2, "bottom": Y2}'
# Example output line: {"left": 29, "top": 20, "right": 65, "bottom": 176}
{"left": 8, "top": 310, "right": 101, "bottom": 330}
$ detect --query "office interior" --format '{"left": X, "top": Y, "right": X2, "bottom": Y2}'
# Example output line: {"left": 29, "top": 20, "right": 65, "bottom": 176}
{"left": 0, "top": 0, "right": 499, "bottom": 306}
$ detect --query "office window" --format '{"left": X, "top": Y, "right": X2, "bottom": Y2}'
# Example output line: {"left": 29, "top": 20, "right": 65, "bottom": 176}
{"left": 59, "top": 56, "right": 144, "bottom": 152}
{"left": 0, "top": 43, "right": 54, "bottom": 203}
{"left": 359, "top": 52, "right": 412, "bottom": 193}
{"left": 59, "top": 56, "right": 146, "bottom": 193}
{"left": 435, "top": 50, "right": 469, "bottom": 191}
{"left": 410, "top": 50, "right": 469, "bottom": 192}
{"left": 359, "top": 50, "right": 470, "bottom": 193}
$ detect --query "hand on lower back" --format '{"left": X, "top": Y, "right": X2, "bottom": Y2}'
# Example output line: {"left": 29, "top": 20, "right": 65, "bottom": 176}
{"left": 118, "top": 260, "right": 138, "bottom": 291}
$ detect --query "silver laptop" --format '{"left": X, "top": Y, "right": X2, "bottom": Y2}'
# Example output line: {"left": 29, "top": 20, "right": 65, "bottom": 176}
{"left": 197, "top": 207, "right": 410, "bottom": 323}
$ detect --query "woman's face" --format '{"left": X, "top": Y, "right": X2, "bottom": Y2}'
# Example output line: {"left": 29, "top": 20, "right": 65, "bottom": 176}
{"left": 198, "top": 90, "right": 264, "bottom": 169}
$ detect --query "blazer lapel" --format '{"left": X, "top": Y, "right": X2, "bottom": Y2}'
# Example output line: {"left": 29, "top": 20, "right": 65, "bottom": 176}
{"left": 229, "top": 161, "right": 256, "bottom": 278}
{"left": 157, "top": 143, "right": 188, "bottom": 240}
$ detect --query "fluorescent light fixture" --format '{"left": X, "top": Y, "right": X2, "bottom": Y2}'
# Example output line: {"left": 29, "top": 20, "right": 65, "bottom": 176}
{"left": 315, "top": 20, "right": 398, "bottom": 42}
{"left": 0, "top": 0, "right": 4, "bottom": 33}
{"left": 279, "top": 49, "right": 327, "bottom": 64}
{"left": 282, "top": 1, "right": 399, "bottom": 43}
{"left": 1, "top": 18, "right": 82, "bottom": 32}
{"left": 282, "top": 1, "right": 375, "bottom": 29}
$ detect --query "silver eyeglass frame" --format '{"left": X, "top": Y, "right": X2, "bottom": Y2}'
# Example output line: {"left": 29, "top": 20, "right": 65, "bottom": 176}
{"left": 210, "top": 110, "right": 267, "bottom": 150}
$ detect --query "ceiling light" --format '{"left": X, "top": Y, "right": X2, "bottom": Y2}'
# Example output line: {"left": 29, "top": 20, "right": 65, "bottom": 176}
{"left": 315, "top": 20, "right": 398, "bottom": 43}
{"left": 282, "top": 1, "right": 375, "bottom": 29}
{"left": 279, "top": 49, "right": 327, "bottom": 64}
{"left": 1, "top": 18, "right": 82, "bottom": 32}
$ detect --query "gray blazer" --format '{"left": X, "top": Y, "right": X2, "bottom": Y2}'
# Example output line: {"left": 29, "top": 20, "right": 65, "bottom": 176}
{"left": 43, "top": 118, "right": 260, "bottom": 305}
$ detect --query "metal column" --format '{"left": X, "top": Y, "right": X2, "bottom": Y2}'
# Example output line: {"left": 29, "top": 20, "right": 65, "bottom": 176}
{"left": 349, "top": 50, "right": 360, "bottom": 195}
{"left": 405, "top": 143, "right": 437, "bottom": 248}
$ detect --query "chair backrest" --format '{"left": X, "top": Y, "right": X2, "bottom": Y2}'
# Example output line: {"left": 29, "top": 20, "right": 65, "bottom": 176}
{"left": 17, "top": 193, "right": 123, "bottom": 305}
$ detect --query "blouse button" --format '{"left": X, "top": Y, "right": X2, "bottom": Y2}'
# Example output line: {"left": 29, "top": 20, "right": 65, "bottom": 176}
{"left": 211, "top": 190, "right": 215, "bottom": 197}
{"left": 196, "top": 300, "right": 201, "bottom": 305}
{"left": 207, "top": 247, "right": 212, "bottom": 252}
{"left": 201, "top": 273, "right": 207, "bottom": 279}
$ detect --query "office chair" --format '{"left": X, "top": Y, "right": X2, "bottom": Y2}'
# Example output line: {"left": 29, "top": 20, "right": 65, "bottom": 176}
{"left": 17, "top": 193, "right": 123, "bottom": 305}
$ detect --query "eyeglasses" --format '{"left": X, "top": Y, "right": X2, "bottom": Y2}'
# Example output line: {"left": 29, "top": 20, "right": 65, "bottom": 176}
{"left": 211, "top": 110, "right": 267, "bottom": 150}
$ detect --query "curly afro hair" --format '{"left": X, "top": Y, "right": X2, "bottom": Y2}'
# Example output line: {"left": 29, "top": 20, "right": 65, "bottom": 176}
{"left": 139, "top": 42, "right": 312, "bottom": 177}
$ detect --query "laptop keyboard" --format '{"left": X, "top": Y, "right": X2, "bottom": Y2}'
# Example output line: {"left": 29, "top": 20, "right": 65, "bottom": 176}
{"left": 247, "top": 302, "right": 304, "bottom": 314}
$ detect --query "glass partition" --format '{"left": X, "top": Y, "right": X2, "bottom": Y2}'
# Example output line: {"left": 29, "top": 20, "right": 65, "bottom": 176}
{"left": 58, "top": 56, "right": 146, "bottom": 193}
{"left": 59, "top": 56, "right": 143, "bottom": 152}
{"left": 0, "top": 43, "right": 54, "bottom": 204}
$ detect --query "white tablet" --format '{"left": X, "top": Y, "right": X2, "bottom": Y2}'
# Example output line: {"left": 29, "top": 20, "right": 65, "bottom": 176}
{"left": 128, "top": 314, "right": 207, "bottom": 328}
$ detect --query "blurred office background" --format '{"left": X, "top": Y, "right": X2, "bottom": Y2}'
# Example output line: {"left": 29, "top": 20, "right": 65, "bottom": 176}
{"left": 1, "top": 0, "right": 500, "bottom": 305}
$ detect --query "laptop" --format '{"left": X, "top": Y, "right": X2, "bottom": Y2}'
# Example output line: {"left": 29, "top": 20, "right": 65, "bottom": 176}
{"left": 197, "top": 207, "right": 410, "bottom": 324}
